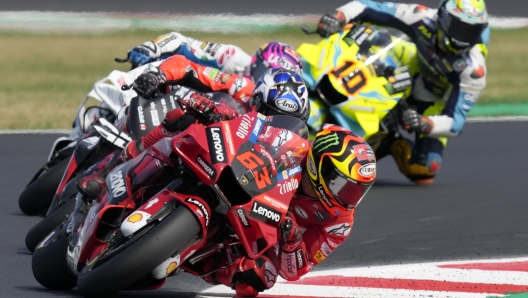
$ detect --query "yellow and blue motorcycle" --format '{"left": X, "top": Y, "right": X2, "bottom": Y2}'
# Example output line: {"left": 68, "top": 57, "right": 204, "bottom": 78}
{"left": 298, "top": 24, "right": 418, "bottom": 159}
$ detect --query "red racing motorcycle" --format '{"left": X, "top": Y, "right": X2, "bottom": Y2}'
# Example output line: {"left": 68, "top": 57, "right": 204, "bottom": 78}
{"left": 32, "top": 111, "right": 309, "bottom": 298}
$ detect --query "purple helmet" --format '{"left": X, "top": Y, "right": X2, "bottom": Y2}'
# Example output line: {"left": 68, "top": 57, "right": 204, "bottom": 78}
{"left": 250, "top": 42, "right": 303, "bottom": 82}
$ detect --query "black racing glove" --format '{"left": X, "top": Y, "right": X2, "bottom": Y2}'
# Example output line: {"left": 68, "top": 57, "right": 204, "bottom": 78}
{"left": 400, "top": 109, "right": 434, "bottom": 134}
{"left": 132, "top": 66, "right": 167, "bottom": 99}
{"left": 317, "top": 11, "right": 346, "bottom": 38}
{"left": 278, "top": 212, "right": 302, "bottom": 252}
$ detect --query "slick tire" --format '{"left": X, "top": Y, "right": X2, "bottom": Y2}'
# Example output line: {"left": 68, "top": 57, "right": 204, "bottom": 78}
{"left": 32, "top": 232, "right": 77, "bottom": 290}
{"left": 19, "top": 158, "right": 69, "bottom": 215}
{"left": 25, "top": 198, "right": 76, "bottom": 253}
{"left": 77, "top": 206, "right": 201, "bottom": 298}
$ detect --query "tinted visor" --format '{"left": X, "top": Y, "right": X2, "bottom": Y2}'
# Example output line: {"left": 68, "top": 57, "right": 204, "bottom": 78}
{"left": 325, "top": 169, "right": 372, "bottom": 209}
{"left": 250, "top": 58, "right": 270, "bottom": 83}
{"left": 438, "top": 10, "right": 486, "bottom": 46}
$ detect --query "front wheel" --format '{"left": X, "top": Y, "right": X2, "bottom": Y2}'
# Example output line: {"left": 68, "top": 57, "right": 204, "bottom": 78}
{"left": 19, "top": 158, "right": 70, "bottom": 215}
{"left": 77, "top": 206, "right": 201, "bottom": 298}
{"left": 32, "top": 231, "right": 77, "bottom": 290}
{"left": 25, "top": 198, "right": 76, "bottom": 253}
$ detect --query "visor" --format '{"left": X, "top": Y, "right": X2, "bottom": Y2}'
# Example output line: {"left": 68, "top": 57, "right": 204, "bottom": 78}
{"left": 250, "top": 58, "right": 271, "bottom": 83}
{"left": 325, "top": 169, "right": 372, "bottom": 209}
{"left": 438, "top": 9, "right": 486, "bottom": 46}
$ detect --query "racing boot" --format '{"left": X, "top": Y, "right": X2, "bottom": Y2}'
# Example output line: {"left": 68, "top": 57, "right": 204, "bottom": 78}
{"left": 200, "top": 253, "right": 277, "bottom": 297}
{"left": 390, "top": 138, "right": 439, "bottom": 185}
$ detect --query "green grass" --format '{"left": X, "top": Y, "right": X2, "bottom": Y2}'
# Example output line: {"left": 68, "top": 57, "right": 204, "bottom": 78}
{"left": 0, "top": 28, "right": 525, "bottom": 129}
{"left": 479, "top": 28, "right": 528, "bottom": 105}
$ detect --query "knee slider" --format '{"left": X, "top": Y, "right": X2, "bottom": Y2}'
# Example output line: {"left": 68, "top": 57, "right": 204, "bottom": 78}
{"left": 232, "top": 256, "right": 278, "bottom": 292}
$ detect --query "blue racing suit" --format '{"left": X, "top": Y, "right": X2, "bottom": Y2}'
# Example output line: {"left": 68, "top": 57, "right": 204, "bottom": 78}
{"left": 335, "top": 0, "right": 489, "bottom": 182}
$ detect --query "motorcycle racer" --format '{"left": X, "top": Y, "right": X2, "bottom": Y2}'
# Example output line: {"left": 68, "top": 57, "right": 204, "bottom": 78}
{"left": 77, "top": 67, "right": 310, "bottom": 200}
{"left": 316, "top": 0, "right": 489, "bottom": 184}
{"left": 79, "top": 66, "right": 375, "bottom": 296}
{"left": 123, "top": 32, "right": 303, "bottom": 82}
{"left": 191, "top": 124, "right": 376, "bottom": 297}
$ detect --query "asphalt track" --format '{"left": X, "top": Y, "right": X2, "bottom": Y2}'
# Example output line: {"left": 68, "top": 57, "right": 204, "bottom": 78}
{"left": 1, "top": 121, "right": 527, "bottom": 297}
{"left": 1, "top": 0, "right": 527, "bottom": 17}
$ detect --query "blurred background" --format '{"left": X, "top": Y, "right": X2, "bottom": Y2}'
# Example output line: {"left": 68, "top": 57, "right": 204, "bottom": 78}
{"left": 1, "top": 0, "right": 527, "bottom": 129}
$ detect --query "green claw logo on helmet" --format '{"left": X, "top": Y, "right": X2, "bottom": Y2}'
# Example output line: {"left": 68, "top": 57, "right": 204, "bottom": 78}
{"left": 312, "top": 133, "right": 340, "bottom": 153}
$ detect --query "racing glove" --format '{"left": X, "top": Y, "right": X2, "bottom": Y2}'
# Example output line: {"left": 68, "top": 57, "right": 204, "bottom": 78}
{"left": 278, "top": 212, "right": 302, "bottom": 252}
{"left": 127, "top": 41, "right": 161, "bottom": 69}
{"left": 317, "top": 11, "right": 346, "bottom": 38}
{"left": 132, "top": 66, "right": 167, "bottom": 99}
{"left": 400, "top": 109, "right": 434, "bottom": 134}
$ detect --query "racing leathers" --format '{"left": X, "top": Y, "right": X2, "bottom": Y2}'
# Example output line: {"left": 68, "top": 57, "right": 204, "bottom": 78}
{"left": 191, "top": 125, "right": 356, "bottom": 296}
{"left": 127, "top": 32, "right": 252, "bottom": 77}
{"left": 76, "top": 56, "right": 252, "bottom": 198}
{"left": 325, "top": 0, "right": 488, "bottom": 183}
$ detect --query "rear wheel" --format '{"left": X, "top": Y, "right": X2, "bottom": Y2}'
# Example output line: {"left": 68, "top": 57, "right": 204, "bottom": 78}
{"left": 77, "top": 206, "right": 201, "bottom": 298}
{"left": 25, "top": 198, "right": 76, "bottom": 253}
{"left": 31, "top": 231, "right": 77, "bottom": 290}
{"left": 19, "top": 158, "right": 69, "bottom": 215}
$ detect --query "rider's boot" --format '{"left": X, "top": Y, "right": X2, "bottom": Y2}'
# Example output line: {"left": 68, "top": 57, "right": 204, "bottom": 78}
{"left": 200, "top": 253, "right": 277, "bottom": 297}
{"left": 390, "top": 138, "right": 439, "bottom": 185}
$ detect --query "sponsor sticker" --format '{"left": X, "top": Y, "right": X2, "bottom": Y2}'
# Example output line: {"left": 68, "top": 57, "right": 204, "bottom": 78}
{"left": 314, "top": 250, "right": 327, "bottom": 262}
{"left": 229, "top": 77, "right": 248, "bottom": 94}
{"left": 236, "top": 208, "right": 251, "bottom": 227}
{"left": 307, "top": 156, "right": 317, "bottom": 178}
{"left": 248, "top": 116, "right": 265, "bottom": 143}
{"left": 236, "top": 114, "right": 253, "bottom": 139}
{"left": 295, "top": 206, "right": 308, "bottom": 220}
{"left": 272, "top": 130, "right": 292, "bottom": 147}
{"left": 196, "top": 155, "right": 217, "bottom": 178}
{"left": 108, "top": 164, "right": 127, "bottom": 199}
{"left": 249, "top": 201, "right": 282, "bottom": 226}
{"left": 150, "top": 102, "right": 160, "bottom": 126}
{"left": 275, "top": 98, "right": 298, "bottom": 113}
{"left": 353, "top": 144, "right": 375, "bottom": 161}
{"left": 358, "top": 163, "right": 376, "bottom": 177}
{"left": 321, "top": 242, "right": 332, "bottom": 256}
{"left": 325, "top": 223, "right": 351, "bottom": 236}
{"left": 127, "top": 213, "right": 143, "bottom": 223}
{"left": 296, "top": 249, "right": 305, "bottom": 269}
{"left": 145, "top": 198, "right": 159, "bottom": 209}
{"left": 285, "top": 252, "right": 297, "bottom": 274}
{"left": 186, "top": 198, "right": 210, "bottom": 226}
{"left": 279, "top": 178, "right": 299, "bottom": 195}
{"left": 206, "top": 127, "right": 227, "bottom": 164}
{"left": 222, "top": 122, "right": 235, "bottom": 155}
{"left": 262, "top": 195, "right": 289, "bottom": 211}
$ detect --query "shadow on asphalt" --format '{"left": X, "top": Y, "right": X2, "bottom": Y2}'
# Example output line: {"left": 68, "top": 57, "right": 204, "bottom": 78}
{"left": 14, "top": 286, "right": 232, "bottom": 298}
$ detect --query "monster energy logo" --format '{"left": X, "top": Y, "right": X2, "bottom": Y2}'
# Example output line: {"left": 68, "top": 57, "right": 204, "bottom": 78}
{"left": 313, "top": 133, "right": 339, "bottom": 152}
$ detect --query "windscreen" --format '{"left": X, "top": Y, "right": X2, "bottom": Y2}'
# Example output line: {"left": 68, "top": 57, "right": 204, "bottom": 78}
{"left": 230, "top": 113, "right": 309, "bottom": 197}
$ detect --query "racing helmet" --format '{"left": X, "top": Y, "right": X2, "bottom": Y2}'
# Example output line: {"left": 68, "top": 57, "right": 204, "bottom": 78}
{"left": 306, "top": 125, "right": 376, "bottom": 214}
{"left": 250, "top": 42, "right": 303, "bottom": 83}
{"left": 437, "top": 0, "right": 488, "bottom": 54}
{"left": 251, "top": 68, "right": 310, "bottom": 122}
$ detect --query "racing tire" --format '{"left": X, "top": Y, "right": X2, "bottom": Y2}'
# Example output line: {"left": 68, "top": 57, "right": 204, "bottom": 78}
{"left": 31, "top": 232, "right": 77, "bottom": 290}
{"left": 19, "top": 158, "right": 69, "bottom": 215}
{"left": 25, "top": 198, "right": 76, "bottom": 253}
{"left": 77, "top": 206, "right": 201, "bottom": 298}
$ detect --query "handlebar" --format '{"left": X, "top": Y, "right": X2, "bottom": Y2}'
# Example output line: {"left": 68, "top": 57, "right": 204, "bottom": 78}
{"left": 114, "top": 57, "right": 128, "bottom": 63}
{"left": 301, "top": 25, "right": 319, "bottom": 35}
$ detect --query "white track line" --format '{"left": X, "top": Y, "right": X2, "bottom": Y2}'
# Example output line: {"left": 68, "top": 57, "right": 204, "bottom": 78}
{"left": 201, "top": 257, "right": 528, "bottom": 298}
{"left": 0, "top": 129, "right": 70, "bottom": 134}
{"left": 1, "top": 116, "right": 528, "bottom": 135}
